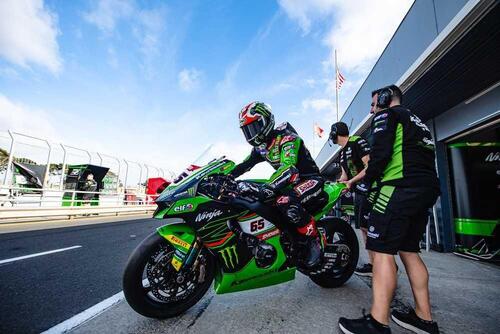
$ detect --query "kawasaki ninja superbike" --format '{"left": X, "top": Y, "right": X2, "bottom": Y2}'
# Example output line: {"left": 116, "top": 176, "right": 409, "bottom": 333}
{"left": 123, "top": 157, "right": 359, "bottom": 318}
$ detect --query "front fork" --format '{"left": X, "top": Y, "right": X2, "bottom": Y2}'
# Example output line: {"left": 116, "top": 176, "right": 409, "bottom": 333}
{"left": 156, "top": 223, "right": 201, "bottom": 272}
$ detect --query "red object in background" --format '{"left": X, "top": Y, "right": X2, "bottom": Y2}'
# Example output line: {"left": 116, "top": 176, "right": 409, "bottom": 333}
{"left": 146, "top": 177, "right": 170, "bottom": 195}
{"left": 146, "top": 177, "right": 170, "bottom": 204}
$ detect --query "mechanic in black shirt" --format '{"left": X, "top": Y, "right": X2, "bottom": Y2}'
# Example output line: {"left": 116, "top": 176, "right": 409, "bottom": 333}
{"left": 330, "top": 121, "right": 373, "bottom": 276}
{"left": 338, "top": 85, "right": 440, "bottom": 334}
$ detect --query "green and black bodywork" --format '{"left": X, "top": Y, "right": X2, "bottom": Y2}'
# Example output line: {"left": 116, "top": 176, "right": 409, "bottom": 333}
{"left": 448, "top": 142, "right": 499, "bottom": 260}
{"left": 123, "top": 157, "right": 358, "bottom": 319}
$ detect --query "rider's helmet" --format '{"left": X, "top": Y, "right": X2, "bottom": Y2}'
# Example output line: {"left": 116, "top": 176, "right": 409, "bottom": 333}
{"left": 239, "top": 102, "right": 275, "bottom": 146}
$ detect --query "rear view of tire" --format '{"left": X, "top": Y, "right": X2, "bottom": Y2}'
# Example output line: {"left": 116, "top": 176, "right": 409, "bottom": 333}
{"left": 123, "top": 233, "right": 214, "bottom": 318}
{"left": 310, "top": 217, "right": 359, "bottom": 288}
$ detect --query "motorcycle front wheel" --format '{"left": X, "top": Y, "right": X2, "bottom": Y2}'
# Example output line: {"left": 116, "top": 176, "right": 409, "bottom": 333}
{"left": 123, "top": 233, "right": 215, "bottom": 318}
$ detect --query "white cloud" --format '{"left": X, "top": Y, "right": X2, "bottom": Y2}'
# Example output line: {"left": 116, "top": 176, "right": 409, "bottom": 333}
{"left": 305, "top": 79, "right": 316, "bottom": 87}
{"left": 0, "top": 94, "right": 272, "bottom": 181}
{"left": 0, "top": 0, "right": 62, "bottom": 73}
{"left": 279, "top": 0, "right": 413, "bottom": 131}
{"left": 178, "top": 68, "right": 202, "bottom": 92}
{"left": 135, "top": 8, "right": 165, "bottom": 59}
{"left": 325, "top": 1, "right": 413, "bottom": 74}
{"left": 84, "top": 0, "right": 166, "bottom": 75}
{"left": 278, "top": 0, "right": 336, "bottom": 34}
{"left": 0, "top": 67, "right": 20, "bottom": 79}
{"left": 279, "top": 0, "right": 413, "bottom": 74}
{"left": 0, "top": 94, "right": 58, "bottom": 139}
{"left": 83, "top": 0, "right": 133, "bottom": 33}
{"left": 302, "top": 98, "right": 334, "bottom": 112}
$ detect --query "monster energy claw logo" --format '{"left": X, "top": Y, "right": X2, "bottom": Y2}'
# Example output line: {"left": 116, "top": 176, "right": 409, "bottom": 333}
{"left": 218, "top": 245, "right": 239, "bottom": 269}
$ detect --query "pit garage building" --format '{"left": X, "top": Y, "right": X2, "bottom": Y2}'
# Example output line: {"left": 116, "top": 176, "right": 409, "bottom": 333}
{"left": 315, "top": 0, "right": 500, "bottom": 258}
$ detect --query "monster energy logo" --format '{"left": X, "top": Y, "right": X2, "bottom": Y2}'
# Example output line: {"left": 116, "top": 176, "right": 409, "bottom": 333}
{"left": 218, "top": 245, "right": 239, "bottom": 269}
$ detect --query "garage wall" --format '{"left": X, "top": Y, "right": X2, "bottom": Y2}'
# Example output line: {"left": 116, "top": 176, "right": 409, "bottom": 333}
{"left": 434, "top": 84, "right": 500, "bottom": 142}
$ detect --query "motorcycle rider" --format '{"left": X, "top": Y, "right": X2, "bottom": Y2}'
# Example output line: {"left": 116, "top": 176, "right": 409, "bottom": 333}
{"left": 231, "top": 101, "right": 324, "bottom": 268}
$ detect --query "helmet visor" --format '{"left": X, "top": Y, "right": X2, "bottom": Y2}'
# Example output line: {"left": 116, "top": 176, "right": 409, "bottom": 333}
{"left": 241, "top": 118, "right": 265, "bottom": 143}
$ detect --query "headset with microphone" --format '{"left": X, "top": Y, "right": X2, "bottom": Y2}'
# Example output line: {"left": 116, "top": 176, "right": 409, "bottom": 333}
{"left": 329, "top": 123, "right": 338, "bottom": 146}
{"left": 376, "top": 86, "right": 394, "bottom": 109}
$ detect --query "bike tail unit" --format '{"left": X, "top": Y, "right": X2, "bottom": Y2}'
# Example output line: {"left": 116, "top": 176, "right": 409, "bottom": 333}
{"left": 123, "top": 157, "right": 359, "bottom": 318}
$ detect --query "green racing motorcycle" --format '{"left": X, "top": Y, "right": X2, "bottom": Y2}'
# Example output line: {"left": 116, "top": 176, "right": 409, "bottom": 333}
{"left": 123, "top": 157, "right": 359, "bottom": 318}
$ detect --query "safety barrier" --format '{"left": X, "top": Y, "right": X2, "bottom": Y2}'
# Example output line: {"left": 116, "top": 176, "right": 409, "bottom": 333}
{"left": 0, "top": 205, "right": 157, "bottom": 221}
{"left": 0, "top": 184, "right": 159, "bottom": 222}
{"left": 0, "top": 129, "right": 171, "bottom": 222}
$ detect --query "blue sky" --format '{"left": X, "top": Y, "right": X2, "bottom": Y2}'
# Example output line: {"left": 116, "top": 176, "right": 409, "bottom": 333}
{"left": 0, "top": 0, "right": 413, "bottom": 178}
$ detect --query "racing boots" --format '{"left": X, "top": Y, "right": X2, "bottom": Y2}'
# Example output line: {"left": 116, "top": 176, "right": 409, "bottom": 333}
{"left": 297, "top": 218, "right": 322, "bottom": 268}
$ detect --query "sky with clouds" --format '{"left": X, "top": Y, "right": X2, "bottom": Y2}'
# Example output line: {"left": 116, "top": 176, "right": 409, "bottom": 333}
{"left": 0, "top": 0, "right": 413, "bottom": 180}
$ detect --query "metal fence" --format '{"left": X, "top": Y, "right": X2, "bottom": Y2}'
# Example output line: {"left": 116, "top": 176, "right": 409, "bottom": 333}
{"left": 0, "top": 130, "right": 170, "bottom": 221}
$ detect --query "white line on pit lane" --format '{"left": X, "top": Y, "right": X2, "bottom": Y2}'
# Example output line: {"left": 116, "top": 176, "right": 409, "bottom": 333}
{"left": 0, "top": 245, "right": 82, "bottom": 265}
{"left": 42, "top": 279, "right": 148, "bottom": 334}
{"left": 41, "top": 290, "right": 124, "bottom": 334}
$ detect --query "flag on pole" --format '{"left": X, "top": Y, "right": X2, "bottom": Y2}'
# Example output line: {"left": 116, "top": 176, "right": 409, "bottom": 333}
{"left": 336, "top": 69, "right": 346, "bottom": 90}
{"left": 314, "top": 123, "right": 324, "bottom": 138}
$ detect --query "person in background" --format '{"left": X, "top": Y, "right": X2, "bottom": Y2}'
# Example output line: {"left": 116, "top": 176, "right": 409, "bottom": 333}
{"left": 329, "top": 121, "right": 373, "bottom": 276}
{"left": 338, "top": 85, "right": 440, "bottom": 334}
{"left": 81, "top": 173, "right": 97, "bottom": 206}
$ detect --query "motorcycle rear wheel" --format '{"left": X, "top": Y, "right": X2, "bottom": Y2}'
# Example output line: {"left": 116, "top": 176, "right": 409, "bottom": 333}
{"left": 123, "top": 233, "right": 215, "bottom": 318}
{"left": 310, "top": 217, "right": 359, "bottom": 288}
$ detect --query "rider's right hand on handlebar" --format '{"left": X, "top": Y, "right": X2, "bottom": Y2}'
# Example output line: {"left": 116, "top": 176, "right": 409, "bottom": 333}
{"left": 236, "top": 181, "right": 275, "bottom": 202}
{"left": 237, "top": 181, "right": 260, "bottom": 196}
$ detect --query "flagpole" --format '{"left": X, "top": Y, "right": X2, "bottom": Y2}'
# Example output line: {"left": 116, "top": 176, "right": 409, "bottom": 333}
{"left": 335, "top": 49, "right": 339, "bottom": 122}
{"left": 312, "top": 121, "right": 315, "bottom": 157}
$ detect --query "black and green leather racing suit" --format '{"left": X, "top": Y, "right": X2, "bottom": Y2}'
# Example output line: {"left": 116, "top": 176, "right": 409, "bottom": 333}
{"left": 231, "top": 122, "right": 323, "bottom": 234}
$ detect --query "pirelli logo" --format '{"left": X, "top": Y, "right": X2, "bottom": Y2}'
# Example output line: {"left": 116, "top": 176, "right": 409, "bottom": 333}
{"left": 166, "top": 235, "right": 191, "bottom": 250}
{"left": 218, "top": 245, "right": 239, "bottom": 269}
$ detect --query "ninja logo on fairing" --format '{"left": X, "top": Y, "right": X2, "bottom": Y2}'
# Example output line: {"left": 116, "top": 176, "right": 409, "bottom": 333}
{"left": 195, "top": 209, "right": 223, "bottom": 223}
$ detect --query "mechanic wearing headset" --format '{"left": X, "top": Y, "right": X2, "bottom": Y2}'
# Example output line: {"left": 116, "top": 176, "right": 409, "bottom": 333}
{"left": 338, "top": 85, "right": 440, "bottom": 334}
{"left": 329, "top": 122, "right": 373, "bottom": 276}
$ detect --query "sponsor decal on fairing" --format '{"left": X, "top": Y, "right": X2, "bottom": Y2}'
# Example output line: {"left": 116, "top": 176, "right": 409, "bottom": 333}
{"left": 173, "top": 203, "right": 194, "bottom": 212}
{"left": 195, "top": 209, "right": 223, "bottom": 223}
{"left": 258, "top": 228, "right": 280, "bottom": 240}
{"left": 239, "top": 217, "right": 275, "bottom": 235}
{"left": 218, "top": 245, "right": 239, "bottom": 269}
{"left": 166, "top": 235, "right": 191, "bottom": 250}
